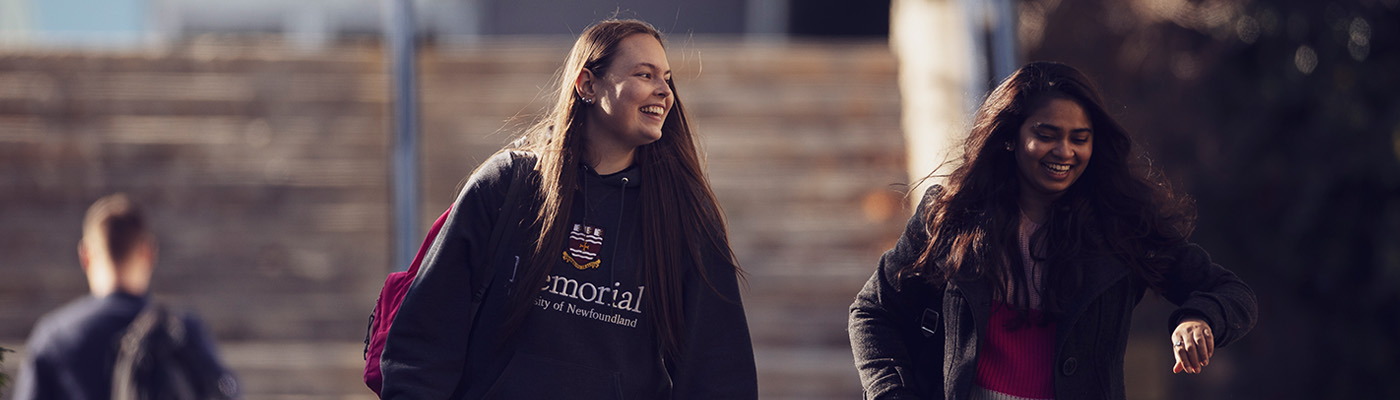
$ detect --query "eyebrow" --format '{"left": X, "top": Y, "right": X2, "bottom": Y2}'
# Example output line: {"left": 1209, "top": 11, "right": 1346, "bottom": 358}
{"left": 635, "top": 62, "right": 672, "bottom": 75}
{"left": 1032, "top": 123, "right": 1093, "bottom": 134}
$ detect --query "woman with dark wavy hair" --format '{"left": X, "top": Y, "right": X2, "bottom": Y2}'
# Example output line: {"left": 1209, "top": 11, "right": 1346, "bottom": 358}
{"left": 849, "top": 61, "right": 1257, "bottom": 400}
{"left": 381, "top": 19, "right": 757, "bottom": 399}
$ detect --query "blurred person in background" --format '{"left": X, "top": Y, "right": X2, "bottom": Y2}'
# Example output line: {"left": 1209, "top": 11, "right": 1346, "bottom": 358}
{"left": 849, "top": 61, "right": 1257, "bottom": 400}
{"left": 379, "top": 19, "right": 757, "bottom": 399}
{"left": 13, "top": 193, "right": 236, "bottom": 400}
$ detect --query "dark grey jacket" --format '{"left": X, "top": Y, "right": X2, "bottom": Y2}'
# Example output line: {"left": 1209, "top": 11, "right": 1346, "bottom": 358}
{"left": 849, "top": 188, "right": 1257, "bottom": 400}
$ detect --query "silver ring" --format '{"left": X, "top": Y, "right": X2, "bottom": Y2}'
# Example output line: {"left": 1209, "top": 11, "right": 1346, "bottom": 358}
{"left": 1172, "top": 341, "right": 1183, "bottom": 347}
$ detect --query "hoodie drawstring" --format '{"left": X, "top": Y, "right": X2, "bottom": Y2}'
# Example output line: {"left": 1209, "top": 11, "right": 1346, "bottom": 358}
{"left": 612, "top": 177, "right": 628, "bottom": 286}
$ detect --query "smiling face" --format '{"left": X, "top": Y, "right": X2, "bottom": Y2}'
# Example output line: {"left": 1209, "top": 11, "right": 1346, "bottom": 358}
{"left": 1014, "top": 97, "right": 1094, "bottom": 206}
{"left": 578, "top": 33, "right": 673, "bottom": 160}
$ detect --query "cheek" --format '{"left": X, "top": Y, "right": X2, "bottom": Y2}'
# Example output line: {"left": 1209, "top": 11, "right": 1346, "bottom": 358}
{"left": 1015, "top": 148, "right": 1038, "bottom": 174}
{"left": 627, "top": 84, "right": 653, "bottom": 102}
{"left": 600, "top": 86, "right": 631, "bottom": 113}
{"left": 1021, "top": 141, "right": 1049, "bottom": 160}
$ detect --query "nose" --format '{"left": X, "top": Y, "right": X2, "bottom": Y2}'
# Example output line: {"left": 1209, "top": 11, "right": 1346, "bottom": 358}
{"left": 1052, "top": 139, "right": 1075, "bottom": 158}
{"left": 655, "top": 81, "right": 671, "bottom": 99}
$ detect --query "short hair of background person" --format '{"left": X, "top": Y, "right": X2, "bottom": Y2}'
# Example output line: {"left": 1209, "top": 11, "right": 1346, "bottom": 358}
{"left": 78, "top": 193, "right": 158, "bottom": 297}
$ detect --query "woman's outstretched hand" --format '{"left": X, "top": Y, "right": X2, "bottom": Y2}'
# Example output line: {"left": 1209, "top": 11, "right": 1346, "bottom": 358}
{"left": 1171, "top": 317, "right": 1214, "bottom": 374}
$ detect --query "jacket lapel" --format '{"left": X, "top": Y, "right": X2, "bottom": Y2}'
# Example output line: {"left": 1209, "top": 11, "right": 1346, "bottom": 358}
{"left": 952, "top": 276, "right": 993, "bottom": 342}
{"left": 1053, "top": 255, "right": 1129, "bottom": 344}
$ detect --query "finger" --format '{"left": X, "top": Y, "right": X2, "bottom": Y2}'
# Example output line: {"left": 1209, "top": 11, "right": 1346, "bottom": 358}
{"left": 1191, "top": 334, "right": 1209, "bottom": 372}
{"left": 1193, "top": 332, "right": 1211, "bottom": 367}
{"left": 1174, "top": 340, "right": 1196, "bottom": 374}
{"left": 1180, "top": 339, "right": 1201, "bottom": 373}
{"left": 1203, "top": 328, "right": 1215, "bottom": 359}
{"left": 1171, "top": 336, "right": 1186, "bottom": 374}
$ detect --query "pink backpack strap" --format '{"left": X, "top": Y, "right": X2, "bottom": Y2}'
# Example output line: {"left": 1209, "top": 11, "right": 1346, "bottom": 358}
{"left": 407, "top": 206, "right": 453, "bottom": 276}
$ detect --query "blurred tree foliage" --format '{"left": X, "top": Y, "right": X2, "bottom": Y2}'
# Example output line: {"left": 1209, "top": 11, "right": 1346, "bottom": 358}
{"left": 1, "top": 346, "right": 11, "bottom": 391}
{"left": 1022, "top": 0, "right": 1400, "bottom": 398}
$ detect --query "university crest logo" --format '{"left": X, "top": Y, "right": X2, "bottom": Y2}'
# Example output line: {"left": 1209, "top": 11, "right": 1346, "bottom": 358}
{"left": 563, "top": 223, "right": 603, "bottom": 270}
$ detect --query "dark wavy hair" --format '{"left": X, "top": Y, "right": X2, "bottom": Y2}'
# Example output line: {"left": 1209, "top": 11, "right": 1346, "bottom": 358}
{"left": 902, "top": 61, "right": 1196, "bottom": 317}
{"left": 495, "top": 19, "right": 739, "bottom": 358}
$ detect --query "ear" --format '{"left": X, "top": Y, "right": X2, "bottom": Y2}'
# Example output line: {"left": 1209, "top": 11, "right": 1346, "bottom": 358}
{"left": 78, "top": 240, "right": 91, "bottom": 273}
{"left": 143, "top": 235, "right": 158, "bottom": 264}
{"left": 574, "top": 68, "right": 598, "bottom": 101}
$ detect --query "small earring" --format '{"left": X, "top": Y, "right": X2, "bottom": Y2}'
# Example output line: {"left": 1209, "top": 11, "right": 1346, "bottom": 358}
{"left": 582, "top": 97, "right": 594, "bottom": 104}
{"left": 1004, "top": 141, "right": 1013, "bottom": 151}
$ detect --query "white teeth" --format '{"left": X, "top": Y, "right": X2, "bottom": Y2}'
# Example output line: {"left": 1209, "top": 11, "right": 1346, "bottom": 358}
{"left": 1045, "top": 163, "right": 1071, "bottom": 173}
{"left": 641, "top": 106, "right": 663, "bottom": 115}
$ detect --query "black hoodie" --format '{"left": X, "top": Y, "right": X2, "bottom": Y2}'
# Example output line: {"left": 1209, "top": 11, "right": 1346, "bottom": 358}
{"left": 381, "top": 151, "right": 757, "bottom": 399}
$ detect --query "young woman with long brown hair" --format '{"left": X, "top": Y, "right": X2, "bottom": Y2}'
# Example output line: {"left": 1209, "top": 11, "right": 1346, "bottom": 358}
{"left": 849, "top": 61, "right": 1257, "bottom": 399}
{"left": 380, "top": 19, "right": 757, "bottom": 399}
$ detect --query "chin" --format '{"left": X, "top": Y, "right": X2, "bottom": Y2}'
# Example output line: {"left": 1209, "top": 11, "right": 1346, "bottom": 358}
{"left": 639, "top": 130, "right": 663, "bottom": 144}
{"left": 1036, "top": 182, "right": 1072, "bottom": 196}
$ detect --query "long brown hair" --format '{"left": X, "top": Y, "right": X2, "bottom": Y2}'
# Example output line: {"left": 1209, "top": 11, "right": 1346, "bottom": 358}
{"left": 903, "top": 61, "right": 1195, "bottom": 315}
{"left": 498, "top": 19, "right": 739, "bottom": 358}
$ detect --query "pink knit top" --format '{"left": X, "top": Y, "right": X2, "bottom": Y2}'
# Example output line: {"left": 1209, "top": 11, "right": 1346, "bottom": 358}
{"left": 971, "top": 212, "right": 1056, "bottom": 400}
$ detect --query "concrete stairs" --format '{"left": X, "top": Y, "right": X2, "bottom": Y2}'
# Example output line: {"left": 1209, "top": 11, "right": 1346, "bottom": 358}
{"left": 0, "top": 37, "right": 905, "bottom": 399}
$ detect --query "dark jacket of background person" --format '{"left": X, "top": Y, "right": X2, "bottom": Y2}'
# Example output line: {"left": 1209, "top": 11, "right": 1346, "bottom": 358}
{"left": 13, "top": 193, "right": 236, "bottom": 400}
{"left": 380, "top": 152, "right": 757, "bottom": 399}
{"left": 849, "top": 187, "right": 1258, "bottom": 400}
{"left": 13, "top": 293, "right": 230, "bottom": 400}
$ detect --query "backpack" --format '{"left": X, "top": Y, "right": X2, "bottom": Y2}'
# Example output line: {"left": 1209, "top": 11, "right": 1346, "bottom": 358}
{"left": 112, "top": 304, "right": 237, "bottom": 400}
{"left": 362, "top": 152, "right": 534, "bottom": 396}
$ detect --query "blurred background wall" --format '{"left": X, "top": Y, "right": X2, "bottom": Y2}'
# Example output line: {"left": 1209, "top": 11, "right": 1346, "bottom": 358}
{"left": 1, "top": 0, "right": 1397, "bottom": 399}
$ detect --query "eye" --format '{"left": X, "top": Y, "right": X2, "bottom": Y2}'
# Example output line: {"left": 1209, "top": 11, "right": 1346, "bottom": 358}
{"left": 637, "top": 72, "right": 653, "bottom": 79}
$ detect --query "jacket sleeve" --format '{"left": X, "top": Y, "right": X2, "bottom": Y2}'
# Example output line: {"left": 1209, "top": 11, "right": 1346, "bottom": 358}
{"left": 379, "top": 152, "right": 516, "bottom": 399}
{"left": 849, "top": 187, "right": 941, "bottom": 400}
{"left": 1159, "top": 242, "right": 1258, "bottom": 347}
{"left": 12, "top": 325, "right": 52, "bottom": 400}
{"left": 670, "top": 242, "right": 759, "bottom": 400}
{"left": 178, "top": 313, "right": 240, "bottom": 399}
